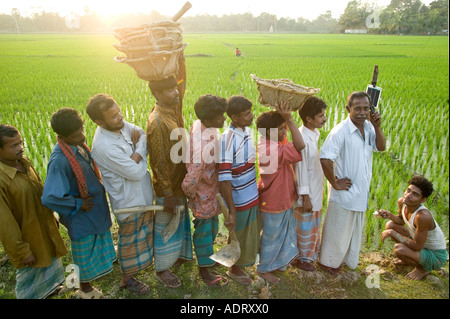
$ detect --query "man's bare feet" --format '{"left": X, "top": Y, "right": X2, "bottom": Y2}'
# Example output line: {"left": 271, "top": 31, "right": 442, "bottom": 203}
{"left": 199, "top": 267, "right": 228, "bottom": 287}
{"left": 393, "top": 258, "right": 407, "bottom": 266}
{"left": 405, "top": 267, "right": 429, "bottom": 280}
{"left": 156, "top": 270, "right": 181, "bottom": 288}
{"left": 258, "top": 272, "right": 280, "bottom": 285}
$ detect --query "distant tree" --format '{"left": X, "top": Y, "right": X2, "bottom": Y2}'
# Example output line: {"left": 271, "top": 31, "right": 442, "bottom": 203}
{"left": 428, "top": 0, "right": 449, "bottom": 33}
{"left": 339, "top": 0, "right": 367, "bottom": 32}
{"left": 11, "top": 8, "right": 21, "bottom": 33}
{"left": 380, "top": 0, "right": 429, "bottom": 34}
{"left": 31, "top": 11, "right": 66, "bottom": 32}
{"left": 0, "top": 14, "right": 16, "bottom": 32}
{"left": 310, "top": 11, "right": 339, "bottom": 33}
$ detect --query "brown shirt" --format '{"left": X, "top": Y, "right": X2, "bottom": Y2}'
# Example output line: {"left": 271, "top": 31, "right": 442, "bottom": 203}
{"left": 0, "top": 157, "right": 67, "bottom": 269}
{"left": 146, "top": 103, "right": 187, "bottom": 198}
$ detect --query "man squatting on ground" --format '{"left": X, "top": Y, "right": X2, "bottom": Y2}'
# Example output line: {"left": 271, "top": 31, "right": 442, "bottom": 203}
{"left": 378, "top": 175, "right": 448, "bottom": 280}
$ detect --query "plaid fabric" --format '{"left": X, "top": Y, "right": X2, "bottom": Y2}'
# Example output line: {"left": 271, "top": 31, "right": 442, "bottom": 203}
{"left": 234, "top": 205, "right": 261, "bottom": 267}
{"left": 293, "top": 207, "right": 321, "bottom": 263}
{"left": 15, "top": 257, "right": 65, "bottom": 299}
{"left": 117, "top": 211, "right": 154, "bottom": 276}
{"left": 153, "top": 197, "right": 193, "bottom": 272}
{"left": 57, "top": 137, "right": 102, "bottom": 199}
{"left": 71, "top": 231, "right": 116, "bottom": 282}
{"left": 257, "top": 208, "right": 298, "bottom": 273}
{"left": 192, "top": 216, "right": 219, "bottom": 267}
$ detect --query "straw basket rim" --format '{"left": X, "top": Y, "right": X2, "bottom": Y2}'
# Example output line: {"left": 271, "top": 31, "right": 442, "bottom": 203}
{"left": 114, "top": 43, "right": 187, "bottom": 63}
{"left": 250, "top": 74, "right": 320, "bottom": 96}
{"left": 250, "top": 74, "right": 320, "bottom": 110}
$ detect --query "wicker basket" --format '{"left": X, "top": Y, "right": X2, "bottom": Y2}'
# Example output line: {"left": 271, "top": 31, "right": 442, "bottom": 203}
{"left": 113, "top": 21, "right": 186, "bottom": 81}
{"left": 251, "top": 74, "right": 320, "bottom": 111}
{"left": 114, "top": 44, "right": 187, "bottom": 81}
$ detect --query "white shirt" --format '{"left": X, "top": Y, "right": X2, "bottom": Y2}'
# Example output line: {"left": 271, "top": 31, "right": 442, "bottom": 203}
{"left": 91, "top": 121, "right": 154, "bottom": 220}
{"left": 293, "top": 125, "right": 324, "bottom": 211}
{"left": 319, "top": 117, "right": 378, "bottom": 212}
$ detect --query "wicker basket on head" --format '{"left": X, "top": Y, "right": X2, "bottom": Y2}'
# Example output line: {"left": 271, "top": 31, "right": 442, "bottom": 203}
{"left": 114, "top": 44, "right": 187, "bottom": 81}
{"left": 251, "top": 74, "right": 320, "bottom": 111}
{"left": 113, "top": 21, "right": 186, "bottom": 81}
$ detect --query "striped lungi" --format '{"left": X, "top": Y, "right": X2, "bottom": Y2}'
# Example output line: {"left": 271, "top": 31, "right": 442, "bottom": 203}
{"left": 257, "top": 208, "right": 298, "bottom": 273}
{"left": 193, "top": 216, "right": 219, "bottom": 267}
{"left": 294, "top": 207, "right": 322, "bottom": 263}
{"left": 154, "top": 197, "right": 193, "bottom": 272}
{"left": 71, "top": 231, "right": 116, "bottom": 282}
{"left": 15, "top": 257, "right": 65, "bottom": 299}
{"left": 117, "top": 211, "right": 154, "bottom": 276}
{"left": 234, "top": 205, "right": 261, "bottom": 267}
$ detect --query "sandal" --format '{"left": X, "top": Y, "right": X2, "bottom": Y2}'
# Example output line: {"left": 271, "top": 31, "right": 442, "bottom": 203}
{"left": 204, "top": 275, "right": 229, "bottom": 287}
{"left": 226, "top": 270, "right": 252, "bottom": 286}
{"left": 120, "top": 277, "right": 150, "bottom": 294}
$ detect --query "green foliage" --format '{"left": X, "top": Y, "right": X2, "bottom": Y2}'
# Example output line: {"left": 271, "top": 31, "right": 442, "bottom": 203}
{"left": 0, "top": 33, "right": 448, "bottom": 299}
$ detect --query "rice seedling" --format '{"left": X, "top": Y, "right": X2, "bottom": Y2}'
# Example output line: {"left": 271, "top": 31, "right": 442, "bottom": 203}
{"left": 0, "top": 32, "right": 447, "bottom": 253}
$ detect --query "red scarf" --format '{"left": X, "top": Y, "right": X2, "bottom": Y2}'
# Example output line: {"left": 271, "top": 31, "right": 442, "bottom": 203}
{"left": 57, "top": 137, "right": 102, "bottom": 199}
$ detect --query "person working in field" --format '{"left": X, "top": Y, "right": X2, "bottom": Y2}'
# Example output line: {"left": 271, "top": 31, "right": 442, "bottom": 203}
{"left": 218, "top": 95, "right": 260, "bottom": 286}
{"left": 319, "top": 91, "right": 386, "bottom": 274}
{"left": 42, "top": 108, "right": 116, "bottom": 299}
{"left": 255, "top": 102, "right": 305, "bottom": 284}
{"left": 291, "top": 96, "right": 328, "bottom": 271}
{"left": 146, "top": 76, "right": 193, "bottom": 289}
{"left": 0, "top": 124, "right": 67, "bottom": 299}
{"left": 86, "top": 94, "right": 155, "bottom": 294}
{"left": 378, "top": 175, "right": 448, "bottom": 280}
{"left": 181, "top": 94, "right": 229, "bottom": 287}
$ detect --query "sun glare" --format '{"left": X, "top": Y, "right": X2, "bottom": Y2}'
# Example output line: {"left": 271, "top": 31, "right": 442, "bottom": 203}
{"left": 71, "top": 1, "right": 188, "bottom": 18}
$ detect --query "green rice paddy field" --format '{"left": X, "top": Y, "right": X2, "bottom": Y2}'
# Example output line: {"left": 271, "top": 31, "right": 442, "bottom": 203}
{"left": 0, "top": 33, "right": 448, "bottom": 299}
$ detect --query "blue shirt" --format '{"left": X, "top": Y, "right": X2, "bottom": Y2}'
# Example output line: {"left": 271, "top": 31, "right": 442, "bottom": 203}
{"left": 41, "top": 143, "right": 112, "bottom": 240}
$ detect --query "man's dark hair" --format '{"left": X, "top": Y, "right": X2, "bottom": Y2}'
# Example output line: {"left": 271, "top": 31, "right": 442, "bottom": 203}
{"left": 0, "top": 124, "right": 19, "bottom": 148}
{"left": 256, "top": 111, "right": 285, "bottom": 131}
{"left": 86, "top": 94, "right": 116, "bottom": 122}
{"left": 408, "top": 175, "right": 434, "bottom": 198}
{"left": 51, "top": 108, "right": 84, "bottom": 137}
{"left": 299, "top": 96, "right": 328, "bottom": 123}
{"left": 346, "top": 91, "right": 371, "bottom": 108}
{"left": 148, "top": 76, "right": 178, "bottom": 97}
{"left": 194, "top": 95, "right": 227, "bottom": 121}
{"left": 226, "top": 95, "right": 252, "bottom": 117}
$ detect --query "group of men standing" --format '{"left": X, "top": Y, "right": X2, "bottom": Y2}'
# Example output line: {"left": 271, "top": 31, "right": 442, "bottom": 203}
{"left": 1, "top": 68, "right": 448, "bottom": 298}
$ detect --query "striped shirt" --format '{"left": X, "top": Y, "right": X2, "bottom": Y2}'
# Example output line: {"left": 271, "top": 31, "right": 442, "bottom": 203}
{"left": 218, "top": 125, "right": 259, "bottom": 211}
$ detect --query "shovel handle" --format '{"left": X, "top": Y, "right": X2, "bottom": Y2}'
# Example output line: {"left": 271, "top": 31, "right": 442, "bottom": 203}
{"left": 172, "top": 1, "right": 192, "bottom": 22}
{"left": 216, "top": 193, "right": 230, "bottom": 221}
{"left": 113, "top": 205, "right": 184, "bottom": 214}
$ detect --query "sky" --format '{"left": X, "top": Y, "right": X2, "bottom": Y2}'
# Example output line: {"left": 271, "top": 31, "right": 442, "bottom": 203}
{"left": 0, "top": 0, "right": 435, "bottom": 21}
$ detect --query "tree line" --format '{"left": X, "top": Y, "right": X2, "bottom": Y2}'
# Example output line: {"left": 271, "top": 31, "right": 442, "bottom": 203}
{"left": 0, "top": 0, "right": 448, "bottom": 35}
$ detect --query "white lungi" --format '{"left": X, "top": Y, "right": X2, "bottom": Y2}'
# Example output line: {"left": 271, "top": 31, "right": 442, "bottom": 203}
{"left": 319, "top": 201, "right": 365, "bottom": 269}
